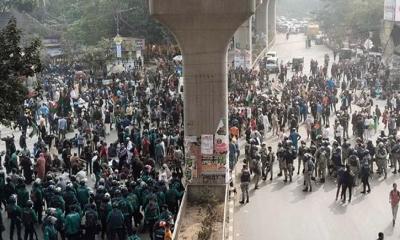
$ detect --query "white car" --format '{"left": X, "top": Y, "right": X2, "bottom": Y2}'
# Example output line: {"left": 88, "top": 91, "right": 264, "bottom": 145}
{"left": 266, "top": 51, "right": 277, "bottom": 59}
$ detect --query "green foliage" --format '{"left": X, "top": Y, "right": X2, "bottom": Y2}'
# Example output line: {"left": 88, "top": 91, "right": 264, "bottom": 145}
{"left": 0, "top": 17, "right": 42, "bottom": 126}
{"left": 317, "top": 0, "right": 384, "bottom": 44}
{"left": 45, "top": 0, "right": 171, "bottom": 46}
{"left": 0, "top": 0, "right": 37, "bottom": 13}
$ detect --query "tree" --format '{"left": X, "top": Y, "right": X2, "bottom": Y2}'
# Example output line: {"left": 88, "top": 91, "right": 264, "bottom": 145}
{"left": 0, "top": 0, "right": 37, "bottom": 13}
{"left": 45, "top": 0, "right": 172, "bottom": 46}
{"left": 317, "top": 0, "right": 384, "bottom": 45}
{"left": 0, "top": 17, "right": 42, "bottom": 126}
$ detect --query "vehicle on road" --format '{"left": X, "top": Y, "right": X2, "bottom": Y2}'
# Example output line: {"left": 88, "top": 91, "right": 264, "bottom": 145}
{"left": 265, "top": 57, "right": 279, "bottom": 73}
{"left": 291, "top": 57, "right": 304, "bottom": 72}
{"left": 266, "top": 51, "right": 277, "bottom": 59}
{"left": 306, "top": 24, "right": 320, "bottom": 39}
{"left": 339, "top": 48, "right": 352, "bottom": 61}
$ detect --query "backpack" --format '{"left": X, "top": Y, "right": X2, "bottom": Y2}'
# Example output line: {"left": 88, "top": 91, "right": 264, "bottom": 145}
{"left": 240, "top": 170, "right": 251, "bottom": 183}
{"left": 108, "top": 209, "right": 124, "bottom": 229}
{"left": 22, "top": 209, "right": 33, "bottom": 225}
{"left": 84, "top": 210, "right": 97, "bottom": 228}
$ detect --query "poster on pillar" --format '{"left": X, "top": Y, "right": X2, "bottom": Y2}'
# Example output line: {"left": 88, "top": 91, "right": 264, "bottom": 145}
{"left": 200, "top": 119, "right": 228, "bottom": 176}
{"left": 184, "top": 136, "right": 200, "bottom": 180}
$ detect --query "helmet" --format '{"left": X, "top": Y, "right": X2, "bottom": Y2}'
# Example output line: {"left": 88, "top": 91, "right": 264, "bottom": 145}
{"left": 9, "top": 194, "right": 17, "bottom": 204}
{"left": 26, "top": 200, "right": 33, "bottom": 208}
{"left": 378, "top": 142, "right": 385, "bottom": 148}
{"left": 103, "top": 193, "right": 111, "bottom": 201}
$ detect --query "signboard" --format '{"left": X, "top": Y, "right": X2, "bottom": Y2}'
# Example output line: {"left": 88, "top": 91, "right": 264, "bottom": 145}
{"left": 134, "top": 39, "right": 145, "bottom": 51}
{"left": 385, "top": 0, "right": 396, "bottom": 21}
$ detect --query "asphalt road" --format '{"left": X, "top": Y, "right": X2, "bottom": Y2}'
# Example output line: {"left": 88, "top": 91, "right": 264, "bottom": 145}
{"left": 233, "top": 33, "right": 397, "bottom": 240}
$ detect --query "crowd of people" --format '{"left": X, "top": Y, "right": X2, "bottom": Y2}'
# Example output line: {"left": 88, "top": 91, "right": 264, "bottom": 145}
{"left": 0, "top": 53, "right": 185, "bottom": 240}
{"left": 233, "top": 49, "right": 400, "bottom": 206}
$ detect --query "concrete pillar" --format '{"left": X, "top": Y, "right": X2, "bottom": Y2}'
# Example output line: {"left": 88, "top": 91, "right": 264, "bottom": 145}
{"left": 234, "top": 19, "right": 253, "bottom": 68}
{"left": 255, "top": 0, "right": 269, "bottom": 48}
{"left": 150, "top": 0, "right": 255, "bottom": 182}
{"left": 268, "top": 0, "right": 276, "bottom": 46}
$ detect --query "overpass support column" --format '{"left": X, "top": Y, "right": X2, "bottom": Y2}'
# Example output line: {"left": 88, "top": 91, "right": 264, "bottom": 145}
{"left": 255, "top": 0, "right": 269, "bottom": 48}
{"left": 150, "top": 0, "right": 255, "bottom": 183}
{"left": 268, "top": 0, "right": 276, "bottom": 45}
{"left": 233, "top": 18, "right": 253, "bottom": 68}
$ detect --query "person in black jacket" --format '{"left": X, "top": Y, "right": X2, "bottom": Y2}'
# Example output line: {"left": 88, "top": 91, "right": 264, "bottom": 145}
{"left": 239, "top": 164, "right": 251, "bottom": 204}
{"left": 341, "top": 165, "right": 354, "bottom": 203}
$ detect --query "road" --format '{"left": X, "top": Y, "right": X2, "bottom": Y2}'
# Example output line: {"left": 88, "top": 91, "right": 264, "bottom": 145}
{"left": 234, "top": 34, "right": 397, "bottom": 240}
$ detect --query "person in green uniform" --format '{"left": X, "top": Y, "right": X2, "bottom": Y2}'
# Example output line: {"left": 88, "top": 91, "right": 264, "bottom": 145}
{"left": 15, "top": 178, "right": 29, "bottom": 208}
{"left": 6, "top": 195, "right": 22, "bottom": 240}
{"left": 22, "top": 200, "right": 38, "bottom": 240}
{"left": 64, "top": 206, "right": 81, "bottom": 240}
{"left": 31, "top": 179, "right": 44, "bottom": 224}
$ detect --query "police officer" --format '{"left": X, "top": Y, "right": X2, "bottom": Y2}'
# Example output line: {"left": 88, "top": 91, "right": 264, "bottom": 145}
{"left": 298, "top": 141, "right": 307, "bottom": 175}
{"left": 315, "top": 143, "right": 328, "bottom": 183}
{"left": 107, "top": 201, "right": 126, "bottom": 240}
{"left": 22, "top": 200, "right": 38, "bottom": 240}
{"left": 77, "top": 180, "right": 90, "bottom": 209}
{"left": 99, "top": 193, "right": 112, "bottom": 239}
{"left": 6, "top": 195, "right": 22, "bottom": 240}
{"left": 303, "top": 153, "right": 315, "bottom": 192}
{"left": 392, "top": 138, "right": 400, "bottom": 174}
{"left": 83, "top": 203, "right": 99, "bottom": 240}
{"left": 283, "top": 140, "right": 295, "bottom": 183}
{"left": 376, "top": 142, "right": 388, "bottom": 179}
{"left": 260, "top": 143, "right": 268, "bottom": 181}
{"left": 276, "top": 142, "right": 285, "bottom": 177}
{"left": 31, "top": 178, "right": 44, "bottom": 224}
{"left": 64, "top": 205, "right": 81, "bottom": 240}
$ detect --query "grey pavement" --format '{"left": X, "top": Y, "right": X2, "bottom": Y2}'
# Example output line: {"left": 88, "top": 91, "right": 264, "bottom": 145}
{"left": 234, "top": 34, "right": 397, "bottom": 240}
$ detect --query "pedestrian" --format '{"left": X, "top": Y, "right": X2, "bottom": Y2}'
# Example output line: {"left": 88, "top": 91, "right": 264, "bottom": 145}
{"left": 341, "top": 165, "right": 354, "bottom": 203}
{"left": 239, "top": 164, "right": 250, "bottom": 204}
{"left": 390, "top": 183, "right": 400, "bottom": 226}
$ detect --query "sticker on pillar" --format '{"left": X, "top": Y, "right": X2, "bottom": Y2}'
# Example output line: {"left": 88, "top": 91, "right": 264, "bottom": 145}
{"left": 184, "top": 136, "right": 200, "bottom": 180}
{"left": 214, "top": 118, "right": 228, "bottom": 154}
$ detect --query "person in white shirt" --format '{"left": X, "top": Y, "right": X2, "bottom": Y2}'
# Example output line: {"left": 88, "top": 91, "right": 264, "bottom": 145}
{"left": 322, "top": 125, "right": 330, "bottom": 139}
{"left": 305, "top": 115, "right": 314, "bottom": 139}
